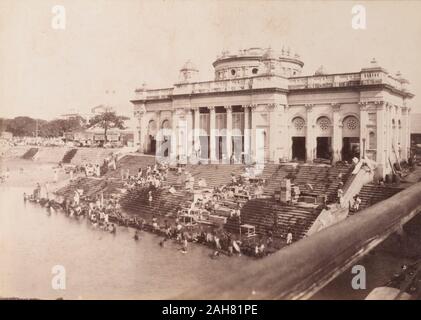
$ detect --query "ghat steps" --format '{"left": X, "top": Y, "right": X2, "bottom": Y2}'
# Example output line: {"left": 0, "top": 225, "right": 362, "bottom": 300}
{"left": 62, "top": 148, "right": 78, "bottom": 163}
{"left": 351, "top": 183, "right": 403, "bottom": 213}
{"left": 225, "top": 198, "right": 321, "bottom": 240}
{"left": 21, "top": 148, "right": 39, "bottom": 160}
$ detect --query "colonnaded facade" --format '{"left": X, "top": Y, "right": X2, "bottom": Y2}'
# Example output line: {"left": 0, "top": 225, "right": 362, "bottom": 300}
{"left": 130, "top": 47, "right": 414, "bottom": 176}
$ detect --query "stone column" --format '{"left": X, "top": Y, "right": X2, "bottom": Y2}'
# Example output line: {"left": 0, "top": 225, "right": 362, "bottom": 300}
{"left": 139, "top": 113, "right": 149, "bottom": 154}
{"left": 155, "top": 111, "right": 161, "bottom": 153}
{"left": 193, "top": 107, "right": 200, "bottom": 156}
{"left": 396, "top": 105, "right": 402, "bottom": 160}
{"left": 209, "top": 106, "right": 216, "bottom": 163}
{"left": 332, "top": 103, "right": 342, "bottom": 162}
{"left": 186, "top": 108, "right": 194, "bottom": 160}
{"left": 285, "top": 105, "right": 293, "bottom": 161}
{"left": 134, "top": 104, "right": 146, "bottom": 153}
{"left": 177, "top": 110, "right": 188, "bottom": 163}
{"left": 359, "top": 102, "right": 369, "bottom": 160}
{"left": 394, "top": 105, "right": 400, "bottom": 160}
{"left": 400, "top": 106, "right": 408, "bottom": 160}
{"left": 305, "top": 104, "right": 315, "bottom": 162}
{"left": 268, "top": 103, "right": 285, "bottom": 162}
{"left": 225, "top": 105, "right": 232, "bottom": 161}
{"left": 385, "top": 103, "right": 392, "bottom": 170}
{"left": 250, "top": 104, "right": 257, "bottom": 162}
{"left": 376, "top": 102, "right": 385, "bottom": 172}
{"left": 171, "top": 109, "right": 178, "bottom": 161}
{"left": 133, "top": 112, "right": 140, "bottom": 150}
{"left": 244, "top": 105, "right": 250, "bottom": 161}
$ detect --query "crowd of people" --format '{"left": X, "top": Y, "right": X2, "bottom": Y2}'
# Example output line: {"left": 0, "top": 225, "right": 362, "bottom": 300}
{"left": 24, "top": 157, "right": 284, "bottom": 259}
{"left": 2, "top": 136, "right": 68, "bottom": 147}
{"left": 122, "top": 163, "right": 169, "bottom": 190}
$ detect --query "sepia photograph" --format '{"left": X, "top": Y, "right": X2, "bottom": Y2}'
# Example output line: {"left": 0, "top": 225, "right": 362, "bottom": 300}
{"left": 1, "top": 0, "right": 421, "bottom": 305}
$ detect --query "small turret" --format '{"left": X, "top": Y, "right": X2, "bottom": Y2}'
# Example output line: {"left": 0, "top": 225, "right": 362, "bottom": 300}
{"left": 178, "top": 60, "right": 199, "bottom": 84}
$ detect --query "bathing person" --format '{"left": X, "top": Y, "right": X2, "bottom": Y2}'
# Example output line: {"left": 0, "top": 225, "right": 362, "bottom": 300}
{"left": 286, "top": 232, "right": 293, "bottom": 245}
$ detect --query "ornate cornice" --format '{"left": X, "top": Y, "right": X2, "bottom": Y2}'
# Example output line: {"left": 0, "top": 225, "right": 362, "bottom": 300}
{"left": 359, "top": 100, "right": 385, "bottom": 111}
{"left": 304, "top": 103, "right": 314, "bottom": 112}
{"left": 267, "top": 103, "right": 284, "bottom": 111}
{"left": 246, "top": 104, "right": 258, "bottom": 111}
{"left": 173, "top": 107, "right": 185, "bottom": 116}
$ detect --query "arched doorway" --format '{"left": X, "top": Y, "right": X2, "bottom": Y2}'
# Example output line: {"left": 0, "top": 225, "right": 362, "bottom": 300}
{"left": 147, "top": 119, "right": 157, "bottom": 155}
{"left": 341, "top": 115, "right": 360, "bottom": 162}
{"left": 315, "top": 116, "right": 332, "bottom": 159}
{"left": 291, "top": 116, "right": 306, "bottom": 161}
{"left": 160, "top": 119, "right": 171, "bottom": 157}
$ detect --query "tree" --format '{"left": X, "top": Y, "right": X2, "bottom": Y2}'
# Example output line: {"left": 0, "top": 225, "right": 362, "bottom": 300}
{"left": 40, "top": 116, "right": 86, "bottom": 137}
{"left": 6, "top": 117, "right": 47, "bottom": 137}
{"left": 87, "top": 110, "right": 129, "bottom": 143}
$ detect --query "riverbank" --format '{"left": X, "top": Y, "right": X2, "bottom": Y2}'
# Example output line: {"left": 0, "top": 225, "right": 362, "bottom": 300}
{"left": 0, "top": 158, "right": 73, "bottom": 191}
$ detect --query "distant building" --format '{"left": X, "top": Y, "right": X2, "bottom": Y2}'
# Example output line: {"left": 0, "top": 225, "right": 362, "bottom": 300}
{"left": 131, "top": 47, "right": 414, "bottom": 176}
{"left": 91, "top": 105, "right": 115, "bottom": 115}
{"left": 60, "top": 108, "right": 91, "bottom": 123}
{"left": 63, "top": 105, "right": 133, "bottom": 147}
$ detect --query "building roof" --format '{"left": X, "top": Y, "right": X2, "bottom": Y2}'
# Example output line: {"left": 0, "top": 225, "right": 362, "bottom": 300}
{"left": 411, "top": 113, "right": 421, "bottom": 134}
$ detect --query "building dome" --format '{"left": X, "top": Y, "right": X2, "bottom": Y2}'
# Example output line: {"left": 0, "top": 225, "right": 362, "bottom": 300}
{"left": 212, "top": 46, "right": 304, "bottom": 80}
{"left": 262, "top": 47, "right": 278, "bottom": 60}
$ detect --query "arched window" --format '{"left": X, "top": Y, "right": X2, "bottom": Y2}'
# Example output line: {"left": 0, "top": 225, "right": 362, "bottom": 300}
{"left": 316, "top": 116, "right": 331, "bottom": 131}
{"left": 292, "top": 117, "right": 305, "bottom": 131}
{"left": 342, "top": 115, "right": 360, "bottom": 138}
{"left": 291, "top": 116, "right": 306, "bottom": 137}
{"left": 343, "top": 116, "right": 359, "bottom": 130}
{"left": 161, "top": 119, "right": 170, "bottom": 129}
{"left": 148, "top": 120, "right": 157, "bottom": 135}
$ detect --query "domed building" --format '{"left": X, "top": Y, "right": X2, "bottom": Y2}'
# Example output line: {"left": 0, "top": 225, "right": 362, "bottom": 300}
{"left": 131, "top": 47, "right": 414, "bottom": 176}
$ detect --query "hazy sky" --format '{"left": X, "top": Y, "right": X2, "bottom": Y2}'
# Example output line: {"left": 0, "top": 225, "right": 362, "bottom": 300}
{"left": 1, "top": 0, "right": 421, "bottom": 120}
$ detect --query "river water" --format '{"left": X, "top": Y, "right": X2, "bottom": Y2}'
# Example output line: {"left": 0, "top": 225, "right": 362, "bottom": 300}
{"left": 0, "top": 187, "right": 248, "bottom": 300}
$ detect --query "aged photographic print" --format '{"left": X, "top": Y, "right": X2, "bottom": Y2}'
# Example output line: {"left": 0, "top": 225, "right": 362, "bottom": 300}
{"left": 1, "top": 0, "right": 421, "bottom": 302}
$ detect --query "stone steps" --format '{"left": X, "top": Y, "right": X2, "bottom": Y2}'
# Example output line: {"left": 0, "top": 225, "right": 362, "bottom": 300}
{"left": 21, "top": 148, "right": 39, "bottom": 160}
{"left": 232, "top": 198, "right": 322, "bottom": 240}
{"left": 62, "top": 148, "right": 78, "bottom": 163}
